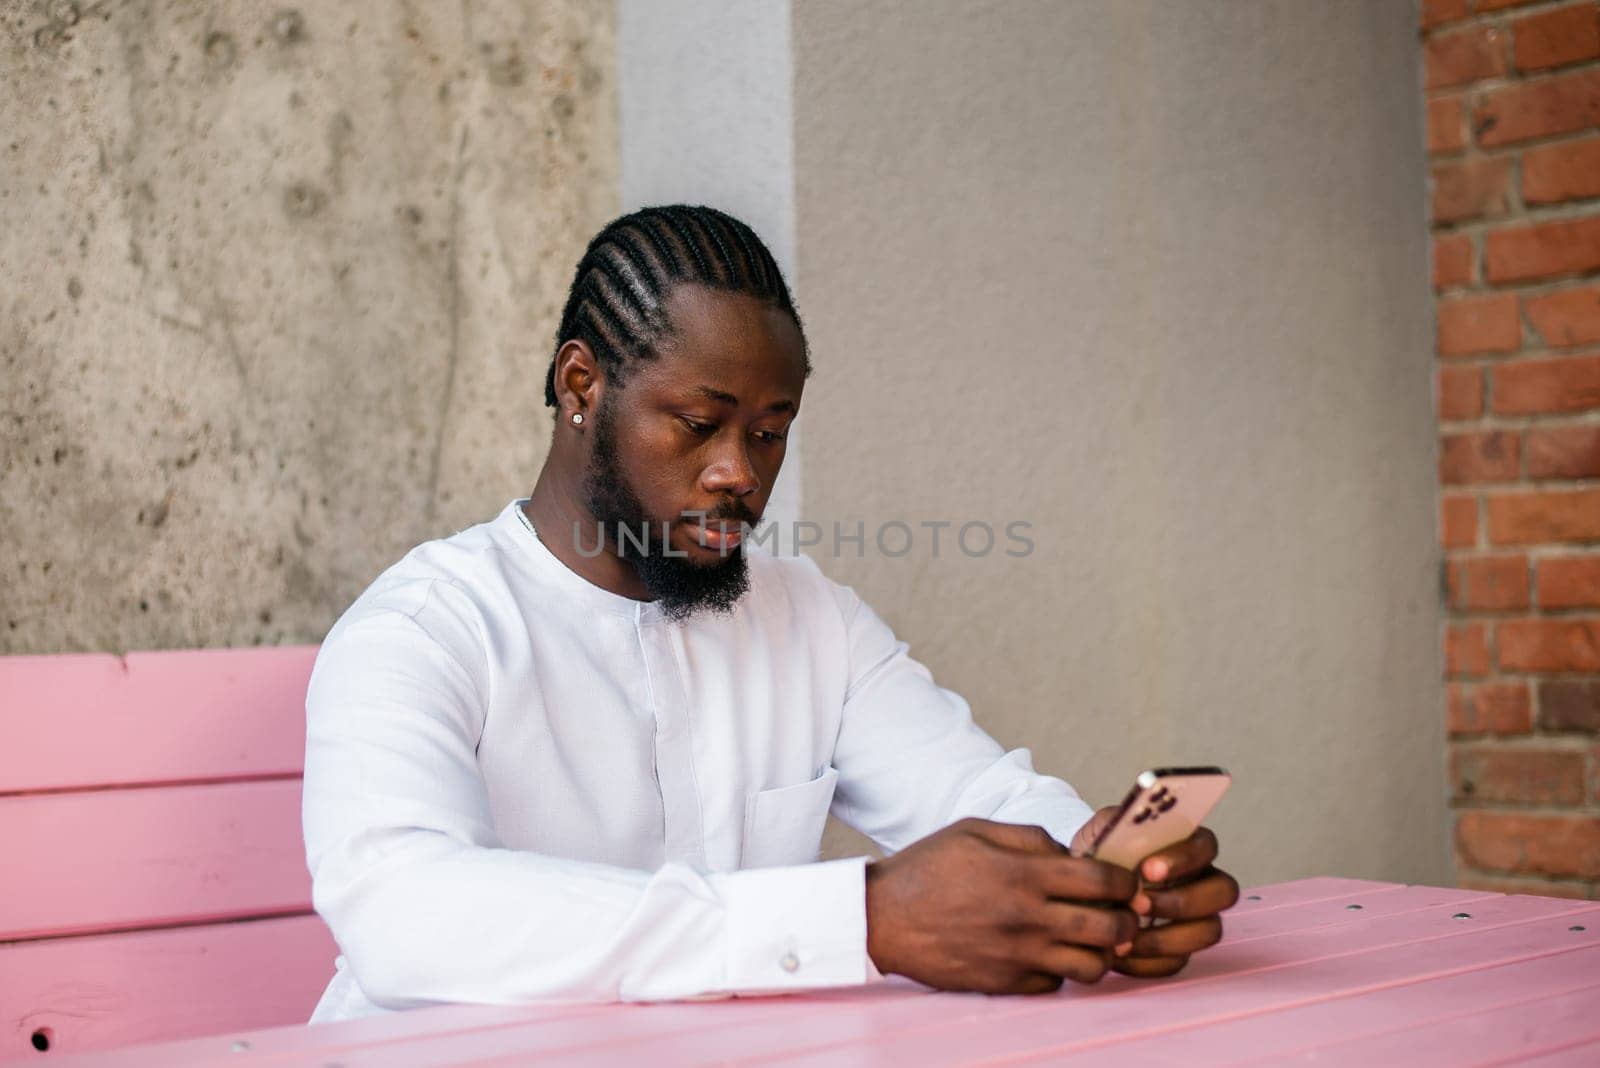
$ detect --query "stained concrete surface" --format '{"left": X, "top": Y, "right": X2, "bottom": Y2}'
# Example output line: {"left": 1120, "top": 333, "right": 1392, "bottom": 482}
{"left": 796, "top": 0, "right": 1447, "bottom": 886}
{"left": 1, "top": 1, "right": 618, "bottom": 653}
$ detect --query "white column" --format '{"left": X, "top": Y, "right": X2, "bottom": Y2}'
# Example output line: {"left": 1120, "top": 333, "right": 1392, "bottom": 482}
{"left": 618, "top": 0, "right": 803, "bottom": 536}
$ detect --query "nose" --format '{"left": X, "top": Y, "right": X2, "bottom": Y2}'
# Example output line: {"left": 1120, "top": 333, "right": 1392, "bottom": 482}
{"left": 700, "top": 436, "right": 761, "bottom": 499}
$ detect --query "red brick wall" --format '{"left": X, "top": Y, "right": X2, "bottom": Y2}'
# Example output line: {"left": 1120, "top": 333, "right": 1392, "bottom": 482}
{"left": 1423, "top": 0, "right": 1600, "bottom": 898}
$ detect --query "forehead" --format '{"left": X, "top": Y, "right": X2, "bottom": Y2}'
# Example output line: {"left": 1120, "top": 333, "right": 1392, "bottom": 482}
{"left": 627, "top": 284, "right": 807, "bottom": 399}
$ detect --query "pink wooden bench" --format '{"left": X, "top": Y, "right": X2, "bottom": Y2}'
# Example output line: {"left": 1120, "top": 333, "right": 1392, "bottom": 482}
{"left": 33, "top": 876, "right": 1600, "bottom": 1067}
{"left": 0, "top": 647, "right": 336, "bottom": 1058}
{"left": 10, "top": 653, "right": 1600, "bottom": 1064}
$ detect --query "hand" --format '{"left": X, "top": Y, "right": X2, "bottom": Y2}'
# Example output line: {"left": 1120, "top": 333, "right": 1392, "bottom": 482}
{"left": 1070, "top": 806, "right": 1240, "bottom": 979}
{"left": 865, "top": 818, "right": 1139, "bottom": 995}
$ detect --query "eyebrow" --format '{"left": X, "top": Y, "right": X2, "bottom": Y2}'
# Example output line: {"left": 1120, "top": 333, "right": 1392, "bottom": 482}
{"left": 691, "top": 386, "right": 796, "bottom": 414}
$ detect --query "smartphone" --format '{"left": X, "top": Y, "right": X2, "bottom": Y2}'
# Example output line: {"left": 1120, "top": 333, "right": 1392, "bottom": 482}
{"left": 1086, "top": 766, "right": 1231, "bottom": 872}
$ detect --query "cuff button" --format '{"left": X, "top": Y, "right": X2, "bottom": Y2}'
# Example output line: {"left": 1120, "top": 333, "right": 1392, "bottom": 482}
{"left": 779, "top": 952, "right": 800, "bottom": 973}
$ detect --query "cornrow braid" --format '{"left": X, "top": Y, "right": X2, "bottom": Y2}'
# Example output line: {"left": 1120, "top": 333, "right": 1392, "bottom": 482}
{"left": 544, "top": 205, "right": 806, "bottom": 408}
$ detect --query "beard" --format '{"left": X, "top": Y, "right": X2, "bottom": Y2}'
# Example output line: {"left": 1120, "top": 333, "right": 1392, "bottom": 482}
{"left": 581, "top": 398, "right": 753, "bottom": 621}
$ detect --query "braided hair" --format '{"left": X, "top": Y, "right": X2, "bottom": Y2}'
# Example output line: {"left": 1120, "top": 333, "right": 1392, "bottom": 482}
{"left": 544, "top": 205, "right": 807, "bottom": 407}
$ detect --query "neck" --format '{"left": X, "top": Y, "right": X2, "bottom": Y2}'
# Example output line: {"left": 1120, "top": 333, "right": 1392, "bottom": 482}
{"left": 524, "top": 460, "right": 652, "bottom": 602}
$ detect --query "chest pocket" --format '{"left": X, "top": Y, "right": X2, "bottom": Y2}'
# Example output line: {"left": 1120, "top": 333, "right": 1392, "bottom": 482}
{"left": 741, "top": 766, "right": 839, "bottom": 869}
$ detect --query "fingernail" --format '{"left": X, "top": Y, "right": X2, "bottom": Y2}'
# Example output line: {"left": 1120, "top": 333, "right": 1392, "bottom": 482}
{"left": 1115, "top": 941, "right": 1133, "bottom": 957}
{"left": 1132, "top": 892, "right": 1151, "bottom": 915}
{"left": 1144, "top": 859, "right": 1168, "bottom": 882}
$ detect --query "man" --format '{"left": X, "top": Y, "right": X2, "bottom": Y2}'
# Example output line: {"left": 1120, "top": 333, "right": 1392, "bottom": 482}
{"left": 302, "top": 205, "right": 1237, "bottom": 1020}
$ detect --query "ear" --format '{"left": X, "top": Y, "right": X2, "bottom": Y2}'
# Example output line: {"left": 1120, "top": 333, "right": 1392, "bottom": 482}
{"left": 551, "top": 339, "right": 604, "bottom": 422}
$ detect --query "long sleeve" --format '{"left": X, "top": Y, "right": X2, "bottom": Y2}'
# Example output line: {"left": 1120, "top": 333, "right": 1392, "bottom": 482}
{"left": 301, "top": 588, "right": 869, "bottom": 1008}
{"left": 827, "top": 582, "right": 1096, "bottom": 854}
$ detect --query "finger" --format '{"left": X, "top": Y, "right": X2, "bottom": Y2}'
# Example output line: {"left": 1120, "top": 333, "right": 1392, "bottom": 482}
{"left": 1028, "top": 942, "right": 1111, "bottom": 985}
{"left": 1009, "top": 971, "right": 1066, "bottom": 996}
{"left": 975, "top": 820, "right": 1070, "bottom": 856}
{"left": 1111, "top": 954, "right": 1190, "bottom": 979}
{"left": 1144, "top": 868, "right": 1241, "bottom": 921}
{"left": 1033, "top": 854, "right": 1139, "bottom": 904}
{"left": 1035, "top": 901, "right": 1139, "bottom": 950}
{"left": 1140, "top": 826, "right": 1219, "bottom": 885}
{"left": 1128, "top": 916, "right": 1223, "bottom": 958}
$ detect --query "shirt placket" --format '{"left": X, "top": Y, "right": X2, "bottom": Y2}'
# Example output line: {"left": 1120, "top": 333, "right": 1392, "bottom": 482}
{"left": 636, "top": 611, "right": 707, "bottom": 869}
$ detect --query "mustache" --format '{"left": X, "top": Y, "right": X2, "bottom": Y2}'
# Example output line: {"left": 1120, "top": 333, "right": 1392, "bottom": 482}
{"left": 691, "top": 504, "right": 759, "bottom": 527}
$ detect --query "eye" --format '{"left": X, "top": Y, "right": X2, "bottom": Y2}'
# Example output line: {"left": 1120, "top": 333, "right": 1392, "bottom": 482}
{"left": 753, "top": 429, "right": 787, "bottom": 444}
{"left": 679, "top": 417, "right": 716, "bottom": 437}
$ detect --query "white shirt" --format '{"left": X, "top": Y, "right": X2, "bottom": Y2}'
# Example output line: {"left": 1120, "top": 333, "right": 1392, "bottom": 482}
{"left": 302, "top": 499, "right": 1093, "bottom": 1020}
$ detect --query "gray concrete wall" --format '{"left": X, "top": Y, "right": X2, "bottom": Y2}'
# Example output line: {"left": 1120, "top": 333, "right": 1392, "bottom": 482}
{"left": 1, "top": 0, "right": 617, "bottom": 654}
{"left": 795, "top": 0, "right": 1448, "bottom": 886}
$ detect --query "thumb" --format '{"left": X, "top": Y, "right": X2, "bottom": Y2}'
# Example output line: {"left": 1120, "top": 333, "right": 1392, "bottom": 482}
{"left": 1069, "top": 806, "right": 1120, "bottom": 857}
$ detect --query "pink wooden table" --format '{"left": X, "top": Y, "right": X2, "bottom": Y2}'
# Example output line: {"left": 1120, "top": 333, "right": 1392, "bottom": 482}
{"left": 25, "top": 877, "right": 1600, "bottom": 1067}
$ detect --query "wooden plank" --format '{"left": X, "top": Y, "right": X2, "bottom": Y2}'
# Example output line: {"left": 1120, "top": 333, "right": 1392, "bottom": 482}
{"left": 36, "top": 879, "right": 1469, "bottom": 1068}
{"left": 1222, "top": 884, "right": 1494, "bottom": 945}
{"left": 59, "top": 986, "right": 935, "bottom": 1067}
{"left": 0, "top": 646, "right": 315, "bottom": 794}
{"left": 31, "top": 997, "right": 906, "bottom": 1068}
{"left": 213, "top": 897, "right": 1598, "bottom": 1068}
{"left": 1510, "top": 1036, "right": 1600, "bottom": 1066}
{"left": 0, "top": 779, "right": 311, "bottom": 941}
{"left": 753, "top": 901, "right": 1600, "bottom": 1068}
{"left": 41, "top": 946, "right": 1600, "bottom": 1068}
{"left": 20, "top": 878, "right": 1552, "bottom": 1068}
{"left": 1270, "top": 978, "right": 1600, "bottom": 1066}
{"left": 1028, "top": 944, "right": 1600, "bottom": 1065}
{"left": 0, "top": 914, "right": 336, "bottom": 1058}
{"left": 549, "top": 897, "right": 1598, "bottom": 1068}
{"left": 1226, "top": 876, "right": 1404, "bottom": 915}
{"left": 1176, "top": 890, "right": 1590, "bottom": 985}
{"left": 324, "top": 993, "right": 931, "bottom": 1068}
{"left": 31, "top": 1005, "right": 587, "bottom": 1067}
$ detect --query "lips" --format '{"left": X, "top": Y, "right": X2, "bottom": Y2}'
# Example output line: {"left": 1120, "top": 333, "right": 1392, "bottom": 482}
{"left": 691, "top": 519, "right": 744, "bottom": 552}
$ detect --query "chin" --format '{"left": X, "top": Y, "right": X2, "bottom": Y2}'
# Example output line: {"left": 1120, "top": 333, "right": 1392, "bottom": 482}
{"left": 634, "top": 543, "right": 752, "bottom": 621}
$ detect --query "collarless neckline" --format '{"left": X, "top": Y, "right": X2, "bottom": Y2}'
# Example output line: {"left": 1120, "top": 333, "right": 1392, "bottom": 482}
{"left": 499, "top": 498, "right": 662, "bottom": 622}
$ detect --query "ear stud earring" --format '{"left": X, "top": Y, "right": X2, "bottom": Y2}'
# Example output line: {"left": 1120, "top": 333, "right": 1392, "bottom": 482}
{"left": 571, "top": 412, "right": 584, "bottom": 426}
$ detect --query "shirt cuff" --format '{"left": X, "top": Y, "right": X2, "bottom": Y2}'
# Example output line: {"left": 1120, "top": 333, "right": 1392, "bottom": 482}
{"left": 719, "top": 857, "right": 872, "bottom": 994}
